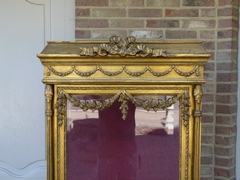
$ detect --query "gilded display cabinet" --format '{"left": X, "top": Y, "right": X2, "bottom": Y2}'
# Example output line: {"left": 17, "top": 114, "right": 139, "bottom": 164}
{"left": 38, "top": 36, "right": 210, "bottom": 180}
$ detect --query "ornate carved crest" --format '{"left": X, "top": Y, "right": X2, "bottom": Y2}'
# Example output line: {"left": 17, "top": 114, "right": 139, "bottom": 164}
{"left": 79, "top": 36, "right": 167, "bottom": 57}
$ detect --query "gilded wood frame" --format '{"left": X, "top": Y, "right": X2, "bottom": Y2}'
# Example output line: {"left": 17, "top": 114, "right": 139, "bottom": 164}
{"left": 39, "top": 36, "right": 209, "bottom": 180}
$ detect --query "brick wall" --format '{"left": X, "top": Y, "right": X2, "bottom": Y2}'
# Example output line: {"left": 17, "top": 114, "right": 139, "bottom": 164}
{"left": 75, "top": 0, "right": 239, "bottom": 179}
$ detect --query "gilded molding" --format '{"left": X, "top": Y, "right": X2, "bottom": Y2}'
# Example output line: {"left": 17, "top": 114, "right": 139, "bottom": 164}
{"left": 79, "top": 36, "right": 167, "bottom": 57}
{"left": 179, "top": 91, "right": 191, "bottom": 180}
{"left": 47, "top": 65, "right": 199, "bottom": 77}
{"left": 54, "top": 86, "right": 191, "bottom": 179}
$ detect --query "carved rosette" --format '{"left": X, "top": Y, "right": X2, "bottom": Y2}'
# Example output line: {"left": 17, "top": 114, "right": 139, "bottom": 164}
{"left": 79, "top": 36, "right": 167, "bottom": 57}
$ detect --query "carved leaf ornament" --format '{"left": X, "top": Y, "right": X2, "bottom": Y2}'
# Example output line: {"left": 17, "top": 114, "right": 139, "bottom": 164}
{"left": 79, "top": 36, "right": 167, "bottom": 57}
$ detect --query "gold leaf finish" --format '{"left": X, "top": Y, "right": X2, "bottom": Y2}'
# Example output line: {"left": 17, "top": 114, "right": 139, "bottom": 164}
{"left": 37, "top": 36, "right": 210, "bottom": 180}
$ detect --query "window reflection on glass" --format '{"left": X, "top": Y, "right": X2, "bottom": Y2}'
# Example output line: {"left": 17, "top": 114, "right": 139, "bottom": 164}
{"left": 66, "top": 95, "right": 179, "bottom": 180}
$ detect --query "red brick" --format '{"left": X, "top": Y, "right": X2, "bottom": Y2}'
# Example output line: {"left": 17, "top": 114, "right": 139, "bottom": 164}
{"left": 110, "top": 19, "right": 144, "bottom": 28}
{"left": 215, "top": 125, "right": 236, "bottom": 136}
{"left": 219, "top": 0, "right": 238, "bottom": 6}
{"left": 201, "top": 9, "right": 216, "bottom": 17}
{"left": 214, "top": 167, "right": 235, "bottom": 178}
{"left": 165, "top": 9, "right": 198, "bottom": 17}
{"left": 75, "top": 30, "right": 91, "bottom": 38}
{"left": 216, "top": 94, "right": 237, "bottom": 104}
{"left": 129, "top": 9, "right": 162, "bottom": 17}
{"left": 201, "top": 166, "right": 213, "bottom": 176}
{"left": 147, "top": 20, "right": 179, "bottom": 28}
{"left": 216, "top": 51, "right": 237, "bottom": 61}
{"left": 218, "top": 29, "right": 238, "bottom": 38}
{"left": 215, "top": 136, "right": 236, "bottom": 146}
{"left": 217, "top": 41, "right": 238, "bottom": 50}
{"left": 202, "top": 114, "right": 214, "bottom": 123}
{"left": 202, "top": 93, "right": 214, "bottom": 102}
{"left": 147, "top": 0, "right": 180, "bottom": 7}
{"left": 216, "top": 115, "right": 236, "bottom": 125}
{"left": 165, "top": 30, "right": 196, "bottom": 39}
{"left": 217, "top": 83, "right": 237, "bottom": 93}
{"left": 75, "top": 8, "right": 90, "bottom": 17}
{"left": 202, "top": 145, "right": 213, "bottom": 155}
{"left": 215, "top": 146, "right": 235, "bottom": 156}
{"left": 204, "top": 62, "right": 214, "bottom": 71}
{"left": 75, "top": 19, "right": 108, "bottom": 28}
{"left": 201, "top": 156, "right": 213, "bottom": 165}
{"left": 76, "top": 0, "right": 108, "bottom": 6}
{"left": 215, "top": 157, "right": 235, "bottom": 167}
{"left": 182, "top": 20, "right": 215, "bottom": 28}
{"left": 214, "top": 177, "right": 236, "bottom": 180}
{"left": 216, "top": 103, "right": 237, "bottom": 114}
{"left": 129, "top": 30, "right": 163, "bottom": 38}
{"left": 202, "top": 104, "right": 214, "bottom": 113}
{"left": 202, "top": 136, "right": 213, "bottom": 144}
{"left": 110, "top": 0, "right": 144, "bottom": 7}
{"left": 218, "top": 8, "right": 238, "bottom": 16}
{"left": 218, "top": 19, "right": 238, "bottom": 28}
{"left": 217, "top": 62, "right": 237, "bottom": 71}
{"left": 183, "top": 0, "right": 215, "bottom": 6}
{"left": 204, "top": 72, "right": 215, "bottom": 81}
{"left": 202, "top": 83, "right": 214, "bottom": 93}
{"left": 217, "top": 71, "right": 237, "bottom": 80}
{"left": 92, "top": 9, "right": 126, "bottom": 17}
{"left": 200, "top": 30, "right": 215, "bottom": 39}
{"left": 202, "top": 125, "right": 214, "bottom": 134}
{"left": 200, "top": 176, "right": 214, "bottom": 180}
{"left": 92, "top": 30, "right": 127, "bottom": 38}
{"left": 202, "top": 41, "right": 215, "bottom": 50}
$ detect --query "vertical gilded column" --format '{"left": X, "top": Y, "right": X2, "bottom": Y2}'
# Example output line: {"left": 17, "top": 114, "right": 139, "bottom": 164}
{"left": 45, "top": 84, "right": 53, "bottom": 180}
{"left": 193, "top": 85, "right": 203, "bottom": 179}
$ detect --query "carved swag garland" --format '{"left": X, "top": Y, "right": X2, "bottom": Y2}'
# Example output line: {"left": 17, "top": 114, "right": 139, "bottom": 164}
{"left": 55, "top": 89, "right": 190, "bottom": 125}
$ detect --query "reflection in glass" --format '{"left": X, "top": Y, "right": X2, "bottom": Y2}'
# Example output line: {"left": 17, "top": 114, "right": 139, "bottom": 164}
{"left": 66, "top": 95, "right": 179, "bottom": 180}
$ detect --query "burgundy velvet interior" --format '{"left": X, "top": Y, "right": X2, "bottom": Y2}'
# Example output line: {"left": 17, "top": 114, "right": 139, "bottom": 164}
{"left": 67, "top": 100, "right": 179, "bottom": 180}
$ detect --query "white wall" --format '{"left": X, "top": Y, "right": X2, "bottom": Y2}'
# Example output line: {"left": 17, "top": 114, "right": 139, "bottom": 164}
{"left": 0, "top": 0, "right": 74, "bottom": 179}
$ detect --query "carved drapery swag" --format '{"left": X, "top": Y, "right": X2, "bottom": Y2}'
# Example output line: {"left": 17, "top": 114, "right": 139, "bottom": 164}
{"left": 47, "top": 65, "right": 200, "bottom": 77}
{"left": 55, "top": 89, "right": 190, "bottom": 125}
{"left": 79, "top": 36, "right": 167, "bottom": 57}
